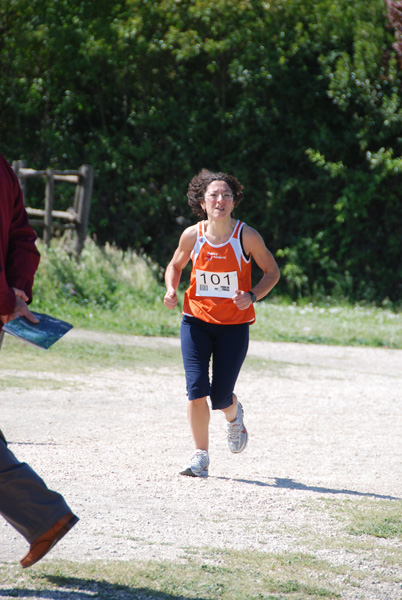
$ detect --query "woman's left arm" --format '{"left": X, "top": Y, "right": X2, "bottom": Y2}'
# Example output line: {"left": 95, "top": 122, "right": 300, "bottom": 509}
{"left": 232, "top": 225, "right": 280, "bottom": 310}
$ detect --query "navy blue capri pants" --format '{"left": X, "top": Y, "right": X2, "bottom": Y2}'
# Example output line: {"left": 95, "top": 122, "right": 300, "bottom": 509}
{"left": 180, "top": 315, "right": 249, "bottom": 410}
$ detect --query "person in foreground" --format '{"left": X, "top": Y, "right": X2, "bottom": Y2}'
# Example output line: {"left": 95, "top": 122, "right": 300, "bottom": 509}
{"left": 0, "top": 153, "right": 78, "bottom": 567}
{"left": 164, "top": 169, "right": 280, "bottom": 477}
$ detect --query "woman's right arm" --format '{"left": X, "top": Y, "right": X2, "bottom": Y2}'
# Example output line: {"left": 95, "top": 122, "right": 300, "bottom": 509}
{"left": 164, "top": 225, "right": 197, "bottom": 310}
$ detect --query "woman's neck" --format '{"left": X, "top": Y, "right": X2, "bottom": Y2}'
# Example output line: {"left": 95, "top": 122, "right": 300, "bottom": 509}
{"left": 203, "top": 217, "right": 236, "bottom": 244}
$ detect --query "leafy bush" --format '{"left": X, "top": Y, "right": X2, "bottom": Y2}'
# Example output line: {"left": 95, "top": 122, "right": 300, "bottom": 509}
{"left": 1, "top": 0, "right": 402, "bottom": 302}
{"left": 34, "top": 237, "right": 162, "bottom": 311}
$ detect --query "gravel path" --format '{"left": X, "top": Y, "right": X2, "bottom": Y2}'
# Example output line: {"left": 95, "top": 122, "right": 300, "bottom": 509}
{"left": 1, "top": 331, "right": 402, "bottom": 598}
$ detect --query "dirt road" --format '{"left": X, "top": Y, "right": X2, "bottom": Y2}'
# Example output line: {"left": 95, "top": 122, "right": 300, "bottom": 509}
{"left": 1, "top": 331, "right": 401, "bottom": 598}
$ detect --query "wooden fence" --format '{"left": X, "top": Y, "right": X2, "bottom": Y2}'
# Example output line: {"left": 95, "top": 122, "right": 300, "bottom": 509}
{"left": 12, "top": 160, "right": 94, "bottom": 256}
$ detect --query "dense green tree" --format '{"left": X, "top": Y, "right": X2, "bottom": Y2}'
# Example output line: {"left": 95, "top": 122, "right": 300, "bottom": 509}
{"left": 0, "top": 0, "right": 401, "bottom": 302}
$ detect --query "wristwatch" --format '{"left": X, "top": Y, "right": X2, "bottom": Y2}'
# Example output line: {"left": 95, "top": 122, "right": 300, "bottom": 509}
{"left": 248, "top": 291, "right": 257, "bottom": 303}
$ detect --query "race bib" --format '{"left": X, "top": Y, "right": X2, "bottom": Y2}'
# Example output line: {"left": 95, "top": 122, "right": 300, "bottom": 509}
{"left": 195, "top": 269, "right": 238, "bottom": 298}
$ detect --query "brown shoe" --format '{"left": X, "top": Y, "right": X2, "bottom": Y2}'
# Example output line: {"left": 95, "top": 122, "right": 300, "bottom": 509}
{"left": 20, "top": 512, "right": 79, "bottom": 568}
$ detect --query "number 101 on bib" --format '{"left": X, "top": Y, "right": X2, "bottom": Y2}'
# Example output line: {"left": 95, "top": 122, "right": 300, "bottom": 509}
{"left": 195, "top": 269, "right": 238, "bottom": 298}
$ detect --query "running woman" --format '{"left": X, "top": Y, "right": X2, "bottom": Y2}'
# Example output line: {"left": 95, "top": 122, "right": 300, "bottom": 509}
{"left": 164, "top": 169, "right": 280, "bottom": 477}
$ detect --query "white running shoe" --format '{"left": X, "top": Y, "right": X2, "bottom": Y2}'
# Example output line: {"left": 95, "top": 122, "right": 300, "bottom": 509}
{"left": 226, "top": 401, "right": 248, "bottom": 453}
{"left": 180, "top": 449, "right": 210, "bottom": 478}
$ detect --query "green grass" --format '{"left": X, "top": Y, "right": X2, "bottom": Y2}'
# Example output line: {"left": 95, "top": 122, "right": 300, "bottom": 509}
{"left": 0, "top": 553, "right": 349, "bottom": 600}
{"left": 349, "top": 505, "right": 402, "bottom": 539}
{"left": 25, "top": 237, "right": 402, "bottom": 348}
{"left": 0, "top": 335, "right": 183, "bottom": 375}
{"left": 0, "top": 554, "right": 342, "bottom": 599}
{"left": 254, "top": 301, "right": 402, "bottom": 348}
{"left": 306, "top": 497, "right": 402, "bottom": 552}
{"left": 0, "top": 374, "right": 74, "bottom": 391}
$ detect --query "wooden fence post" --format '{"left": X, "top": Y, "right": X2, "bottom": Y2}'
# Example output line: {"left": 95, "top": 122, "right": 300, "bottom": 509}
{"left": 74, "top": 164, "right": 94, "bottom": 255}
{"left": 12, "top": 160, "right": 27, "bottom": 198}
{"left": 11, "top": 161, "right": 93, "bottom": 255}
{"left": 44, "top": 169, "right": 54, "bottom": 245}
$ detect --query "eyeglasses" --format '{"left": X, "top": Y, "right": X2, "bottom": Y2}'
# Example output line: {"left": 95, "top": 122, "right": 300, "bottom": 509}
{"left": 205, "top": 192, "right": 234, "bottom": 201}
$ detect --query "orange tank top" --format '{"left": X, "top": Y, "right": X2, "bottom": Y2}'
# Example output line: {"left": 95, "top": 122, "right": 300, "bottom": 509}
{"left": 182, "top": 220, "right": 255, "bottom": 325}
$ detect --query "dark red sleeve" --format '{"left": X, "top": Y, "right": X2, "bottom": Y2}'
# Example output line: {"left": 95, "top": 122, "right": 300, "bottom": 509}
{"left": 0, "top": 154, "right": 40, "bottom": 315}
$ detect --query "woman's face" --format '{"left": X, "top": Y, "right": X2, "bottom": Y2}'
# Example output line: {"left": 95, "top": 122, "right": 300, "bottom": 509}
{"left": 201, "top": 180, "right": 234, "bottom": 219}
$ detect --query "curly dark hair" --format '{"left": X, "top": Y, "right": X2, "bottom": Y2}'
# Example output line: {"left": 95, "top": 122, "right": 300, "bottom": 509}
{"left": 187, "top": 169, "right": 244, "bottom": 218}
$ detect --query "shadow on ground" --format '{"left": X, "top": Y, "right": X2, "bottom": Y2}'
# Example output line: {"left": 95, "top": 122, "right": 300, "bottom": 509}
{"left": 0, "top": 574, "right": 207, "bottom": 600}
{"left": 214, "top": 475, "right": 401, "bottom": 501}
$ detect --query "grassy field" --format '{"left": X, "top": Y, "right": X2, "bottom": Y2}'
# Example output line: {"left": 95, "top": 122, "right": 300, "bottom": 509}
{"left": 26, "top": 237, "right": 402, "bottom": 348}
